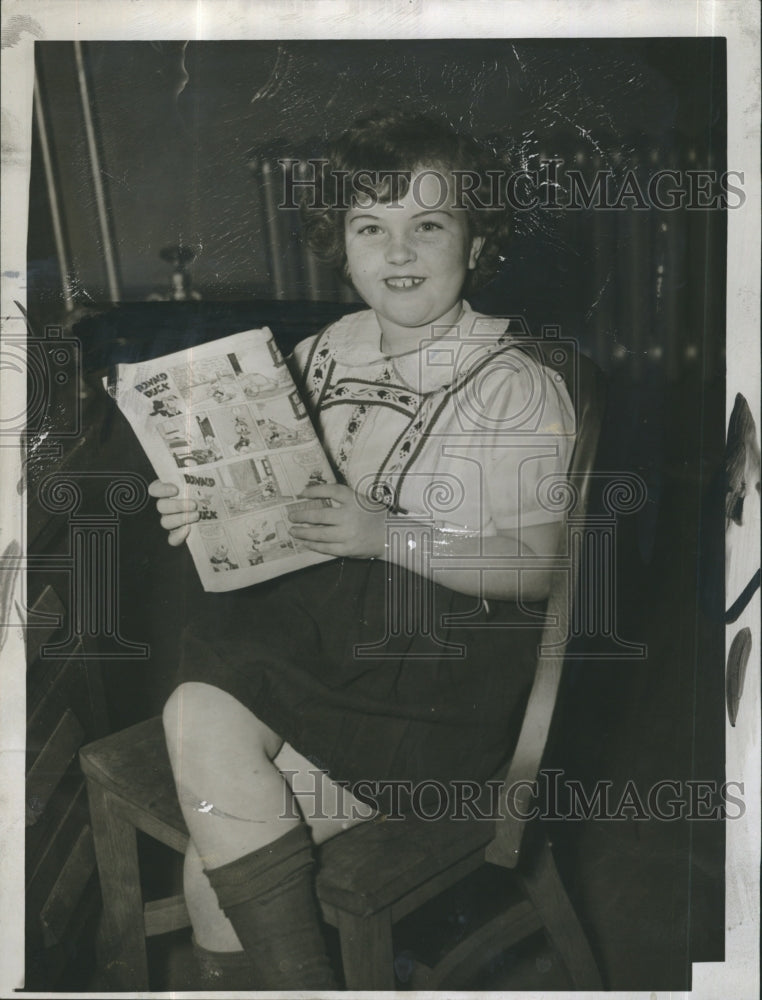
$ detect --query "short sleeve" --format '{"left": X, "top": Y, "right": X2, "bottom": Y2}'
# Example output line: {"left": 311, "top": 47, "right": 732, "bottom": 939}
{"left": 482, "top": 355, "right": 576, "bottom": 531}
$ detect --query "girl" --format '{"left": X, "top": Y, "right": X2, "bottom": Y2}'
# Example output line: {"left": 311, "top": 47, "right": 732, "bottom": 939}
{"left": 149, "top": 111, "right": 575, "bottom": 989}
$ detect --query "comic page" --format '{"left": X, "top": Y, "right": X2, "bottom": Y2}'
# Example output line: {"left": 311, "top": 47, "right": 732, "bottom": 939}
{"left": 108, "top": 328, "right": 335, "bottom": 590}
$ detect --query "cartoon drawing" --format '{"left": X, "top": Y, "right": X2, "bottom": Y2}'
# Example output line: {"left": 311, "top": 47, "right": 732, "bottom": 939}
{"left": 182, "top": 476, "right": 225, "bottom": 522}
{"left": 252, "top": 393, "right": 314, "bottom": 449}
{"left": 227, "top": 340, "right": 292, "bottom": 400}
{"left": 258, "top": 417, "right": 308, "bottom": 449}
{"left": 240, "top": 372, "right": 281, "bottom": 398}
{"left": 233, "top": 415, "right": 253, "bottom": 452}
{"left": 196, "top": 491, "right": 215, "bottom": 513}
{"left": 149, "top": 395, "right": 182, "bottom": 418}
{"left": 202, "top": 434, "right": 223, "bottom": 462}
{"left": 206, "top": 404, "right": 264, "bottom": 459}
{"left": 229, "top": 514, "right": 294, "bottom": 567}
{"left": 169, "top": 356, "right": 242, "bottom": 407}
{"left": 158, "top": 419, "right": 222, "bottom": 468}
{"left": 245, "top": 521, "right": 281, "bottom": 564}
{"left": 277, "top": 447, "right": 334, "bottom": 496}
{"left": 218, "top": 457, "right": 287, "bottom": 515}
{"left": 306, "top": 469, "right": 328, "bottom": 486}
{"left": 209, "top": 543, "right": 238, "bottom": 573}
{"left": 210, "top": 378, "right": 235, "bottom": 405}
{"left": 246, "top": 528, "right": 264, "bottom": 566}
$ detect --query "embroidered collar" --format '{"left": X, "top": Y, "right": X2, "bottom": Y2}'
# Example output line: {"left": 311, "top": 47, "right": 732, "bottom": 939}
{"left": 322, "top": 302, "right": 512, "bottom": 394}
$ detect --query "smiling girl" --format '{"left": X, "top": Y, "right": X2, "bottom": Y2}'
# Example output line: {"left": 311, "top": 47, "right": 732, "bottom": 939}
{"left": 148, "top": 111, "right": 575, "bottom": 989}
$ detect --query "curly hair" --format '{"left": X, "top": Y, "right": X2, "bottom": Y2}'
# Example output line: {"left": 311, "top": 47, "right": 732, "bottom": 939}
{"left": 299, "top": 110, "right": 511, "bottom": 294}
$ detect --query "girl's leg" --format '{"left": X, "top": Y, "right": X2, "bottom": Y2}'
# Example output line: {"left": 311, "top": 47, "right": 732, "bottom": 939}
{"left": 162, "top": 681, "right": 335, "bottom": 987}
{"left": 183, "top": 842, "right": 258, "bottom": 990}
{"left": 182, "top": 744, "right": 376, "bottom": 952}
{"left": 275, "top": 741, "right": 377, "bottom": 845}
{"left": 183, "top": 840, "right": 241, "bottom": 951}
{"left": 163, "top": 681, "right": 294, "bottom": 868}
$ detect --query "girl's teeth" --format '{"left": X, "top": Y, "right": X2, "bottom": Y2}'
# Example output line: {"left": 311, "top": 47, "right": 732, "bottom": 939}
{"left": 386, "top": 278, "right": 423, "bottom": 288}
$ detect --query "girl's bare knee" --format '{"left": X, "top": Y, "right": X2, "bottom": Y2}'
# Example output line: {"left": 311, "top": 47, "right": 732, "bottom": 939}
{"left": 162, "top": 682, "right": 282, "bottom": 761}
{"left": 162, "top": 682, "right": 212, "bottom": 744}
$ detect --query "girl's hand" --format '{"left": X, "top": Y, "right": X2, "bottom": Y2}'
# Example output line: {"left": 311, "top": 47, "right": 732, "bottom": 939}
{"left": 287, "top": 484, "right": 387, "bottom": 559}
{"left": 148, "top": 480, "right": 199, "bottom": 546}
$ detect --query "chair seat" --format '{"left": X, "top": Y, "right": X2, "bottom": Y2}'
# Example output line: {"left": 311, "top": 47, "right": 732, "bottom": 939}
{"left": 317, "top": 812, "right": 494, "bottom": 917}
{"left": 80, "top": 716, "right": 189, "bottom": 855}
{"left": 80, "top": 716, "right": 496, "bottom": 920}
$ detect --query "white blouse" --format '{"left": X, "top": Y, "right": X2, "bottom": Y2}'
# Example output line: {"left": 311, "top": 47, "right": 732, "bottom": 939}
{"left": 291, "top": 303, "right": 576, "bottom": 536}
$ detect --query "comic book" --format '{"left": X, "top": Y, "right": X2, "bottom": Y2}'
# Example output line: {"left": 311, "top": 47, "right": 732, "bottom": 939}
{"left": 105, "top": 327, "right": 336, "bottom": 591}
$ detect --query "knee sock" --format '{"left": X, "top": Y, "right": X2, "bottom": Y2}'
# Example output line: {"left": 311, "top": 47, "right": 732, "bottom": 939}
{"left": 204, "top": 824, "right": 337, "bottom": 989}
{"left": 191, "top": 937, "right": 256, "bottom": 992}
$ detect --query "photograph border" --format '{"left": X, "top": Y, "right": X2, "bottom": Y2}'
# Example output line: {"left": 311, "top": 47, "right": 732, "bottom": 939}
{"left": 1, "top": 2, "right": 759, "bottom": 997}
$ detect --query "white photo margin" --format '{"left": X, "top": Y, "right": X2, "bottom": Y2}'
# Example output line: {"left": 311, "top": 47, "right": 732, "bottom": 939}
{"left": 1, "top": 2, "right": 759, "bottom": 998}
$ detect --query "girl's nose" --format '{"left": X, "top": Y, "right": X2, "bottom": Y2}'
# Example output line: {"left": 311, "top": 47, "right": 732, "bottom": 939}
{"left": 384, "top": 233, "right": 416, "bottom": 265}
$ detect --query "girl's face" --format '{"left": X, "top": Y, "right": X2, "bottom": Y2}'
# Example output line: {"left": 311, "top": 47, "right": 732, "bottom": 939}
{"left": 344, "top": 168, "right": 484, "bottom": 347}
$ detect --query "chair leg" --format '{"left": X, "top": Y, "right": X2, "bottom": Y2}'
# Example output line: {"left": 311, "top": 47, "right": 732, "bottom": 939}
{"left": 85, "top": 778, "right": 150, "bottom": 990}
{"left": 336, "top": 909, "right": 396, "bottom": 990}
{"left": 518, "top": 835, "right": 603, "bottom": 990}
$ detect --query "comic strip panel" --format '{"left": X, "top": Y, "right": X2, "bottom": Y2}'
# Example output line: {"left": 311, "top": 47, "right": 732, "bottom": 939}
{"left": 226, "top": 511, "right": 297, "bottom": 567}
{"left": 169, "top": 355, "right": 244, "bottom": 408}
{"left": 216, "top": 455, "right": 294, "bottom": 516}
{"left": 139, "top": 384, "right": 185, "bottom": 419}
{"left": 179, "top": 469, "right": 227, "bottom": 524}
{"left": 198, "top": 524, "right": 241, "bottom": 575}
{"left": 156, "top": 413, "right": 224, "bottom": 468}
{"left": 251, "top": 391, "right": 315, "bottom": 449}
{"left": 277, "top": 445, "right": 335, "bottom": 495}
{"left": 206, "top": 404, "right": 267, "bottom": 459}
{"left": 229, "top": 337, "right": 293, "bottom": 401}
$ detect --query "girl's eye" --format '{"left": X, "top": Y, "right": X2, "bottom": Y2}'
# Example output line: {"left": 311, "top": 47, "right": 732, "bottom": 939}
{"left": 359, "top": 224, "right": 382, "bottom": 236}
{"left": 417, "top": 221, "right": 443, "bottom": 233}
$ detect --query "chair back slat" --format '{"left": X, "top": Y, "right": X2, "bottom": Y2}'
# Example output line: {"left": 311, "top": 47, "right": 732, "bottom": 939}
{"left": 486, "top": 349, "right": 606, "bottom": 868}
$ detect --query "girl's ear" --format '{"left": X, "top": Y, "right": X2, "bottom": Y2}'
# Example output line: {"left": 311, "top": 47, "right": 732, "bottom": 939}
{"left": 468, "top": 236, "right": 486, "bottom": 270}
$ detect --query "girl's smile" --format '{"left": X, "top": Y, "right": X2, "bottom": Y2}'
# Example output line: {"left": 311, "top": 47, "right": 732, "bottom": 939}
{"left": 383, "top": 276, "right": 426, "bottom": 290}
{"left": 344, "top": 169, "right": 484, "bottom": 355}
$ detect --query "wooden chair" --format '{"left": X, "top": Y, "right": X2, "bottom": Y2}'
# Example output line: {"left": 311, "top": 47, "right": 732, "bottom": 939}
{"left": 79, "top": 343, "right": 606, "bottom": 991}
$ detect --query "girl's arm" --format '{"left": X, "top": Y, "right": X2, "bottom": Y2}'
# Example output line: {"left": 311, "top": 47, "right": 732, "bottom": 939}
{"left": 384, "top": 518, "right": 564, "bottom": 602}
{"left": 148, "top": 479, "right": 564, "bottom": 602}
{"left": 287, "top": 483, "right": 564, "bottom": 602}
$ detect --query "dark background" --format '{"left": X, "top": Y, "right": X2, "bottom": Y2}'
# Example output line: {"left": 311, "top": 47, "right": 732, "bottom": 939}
{"left": 26, "top": 37, "right": 726, "bottom": 990}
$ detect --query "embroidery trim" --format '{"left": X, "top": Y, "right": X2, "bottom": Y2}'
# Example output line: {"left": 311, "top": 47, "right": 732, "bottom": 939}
{"left": 300, "top": 313, "right": 522, "bottom": 508}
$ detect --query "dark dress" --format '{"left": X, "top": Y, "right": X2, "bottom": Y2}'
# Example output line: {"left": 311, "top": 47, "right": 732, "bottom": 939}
{"left": 177, "top": 557, "right": 542, "bottom": 814}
